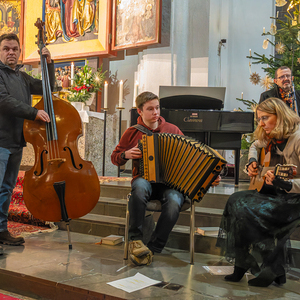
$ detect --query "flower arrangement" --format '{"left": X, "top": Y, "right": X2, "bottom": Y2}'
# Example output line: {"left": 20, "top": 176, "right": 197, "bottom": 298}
{"left": 67, "top": 62, "right": 106, "bottom": 104}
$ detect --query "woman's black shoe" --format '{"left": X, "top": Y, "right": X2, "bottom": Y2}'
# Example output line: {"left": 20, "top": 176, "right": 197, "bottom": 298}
{"left": 274, "top": 274, "right": 286, "bottom": 285}
{"left": 248, "top": 267, "right": 285, "bottom": 287}
{"left": 225, "top": 266, "right": 248, "bottom": 282}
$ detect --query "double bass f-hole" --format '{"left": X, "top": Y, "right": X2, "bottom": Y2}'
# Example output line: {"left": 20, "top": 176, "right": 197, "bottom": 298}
{"left": 63, "top": 147, "right": 83, "bottom": 170}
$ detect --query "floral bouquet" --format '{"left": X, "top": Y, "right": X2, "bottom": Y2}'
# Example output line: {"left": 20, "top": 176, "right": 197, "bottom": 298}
{"left": 67, "top": 62, "right": 106, "bottom": 104}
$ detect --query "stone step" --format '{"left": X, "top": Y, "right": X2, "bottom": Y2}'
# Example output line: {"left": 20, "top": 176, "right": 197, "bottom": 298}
{"left": 92, "top": 197, "right": 224, "bottom": 227}
{"left": 97, "top": 184, "right": 131, "bottom": 199}
{"left": 99, "top": 183, "right": 230, "bottom": 210}
{"left": 92, "top": 196, "right": 300, "bottom": 235}
{"left": 57, "top": 213, "right": 221, "bottom": 255}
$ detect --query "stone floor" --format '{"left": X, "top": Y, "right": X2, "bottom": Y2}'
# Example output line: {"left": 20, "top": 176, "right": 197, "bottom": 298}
{"left": 0, "top": 230, "right": 299, "bottom": 300}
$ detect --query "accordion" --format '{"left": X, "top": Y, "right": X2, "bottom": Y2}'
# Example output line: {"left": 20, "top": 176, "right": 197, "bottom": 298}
{"left": 139, "top": 133, "right": 227, "bottom": 202}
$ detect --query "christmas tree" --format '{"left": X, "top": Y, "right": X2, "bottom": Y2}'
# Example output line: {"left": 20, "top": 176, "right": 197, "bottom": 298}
{"left": 248, "top": 0, "right": 300, "bottom": 89}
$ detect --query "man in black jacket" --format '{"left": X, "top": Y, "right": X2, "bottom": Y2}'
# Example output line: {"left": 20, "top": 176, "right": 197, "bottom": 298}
{"left": 0, "top": 33, "right": 54, "bottom": 254}
{"left": 259, "top": 66, "right": 300, "bottom": 114}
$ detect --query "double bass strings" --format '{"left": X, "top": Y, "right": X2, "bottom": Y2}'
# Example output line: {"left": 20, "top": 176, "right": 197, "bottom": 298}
{"left": 40, "top": 53, "right": 59, "bottom": 161}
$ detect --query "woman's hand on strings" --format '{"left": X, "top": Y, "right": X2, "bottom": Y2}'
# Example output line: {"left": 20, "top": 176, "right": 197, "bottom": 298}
{"left": 248, "top": 161, "right": 259, "bottom": 177}
{"left": 124, "top": 144, "right": 142, "bottom": 159}
{"left": 265, "top": 170, "right": 275, "bottom": 185}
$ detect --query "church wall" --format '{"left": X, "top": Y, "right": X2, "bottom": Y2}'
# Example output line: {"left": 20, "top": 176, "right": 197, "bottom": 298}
{"left": 208, "top": 0, "right": 275, "bottom": 110}
{"left": 108, "top": 0, "right": 210, "bottom": 125}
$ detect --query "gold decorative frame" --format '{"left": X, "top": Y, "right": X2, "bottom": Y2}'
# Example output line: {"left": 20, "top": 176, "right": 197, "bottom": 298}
{"left": 0, "top": 0, "right": 23, "bottom": 45}
{"left": 112, "top": 0, "right": 161, "bottom": 50}
{"left": 23, "top": 0, "right": 114, "bottom": 63}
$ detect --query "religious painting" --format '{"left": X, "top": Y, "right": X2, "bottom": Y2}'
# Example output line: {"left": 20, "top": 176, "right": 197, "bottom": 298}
{"left": 0, "top": 0, "right": 23, "bottom": 36}
{"left": 112, "top": 0, "right": 161, "bottom": 50}
{"left": 54, "top": 60, "right": 85, "bottom": 91}
{"left": 23, "top": 0, "right": 114, "bottom": 63}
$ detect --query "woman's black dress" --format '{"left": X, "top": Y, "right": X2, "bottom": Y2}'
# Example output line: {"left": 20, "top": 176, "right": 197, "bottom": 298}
{"left": 217, "top": 145, "right": 300, "bottom": 276}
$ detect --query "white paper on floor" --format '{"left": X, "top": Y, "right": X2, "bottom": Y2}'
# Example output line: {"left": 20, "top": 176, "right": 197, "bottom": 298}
{"left": 107, "top": 272, "right": 161, "bottom": 293}
{"left": 203, "top": 266, "right": 234, "bottom": 275}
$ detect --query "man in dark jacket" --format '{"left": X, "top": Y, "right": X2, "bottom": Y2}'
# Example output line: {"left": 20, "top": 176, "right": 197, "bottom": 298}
{"left": 0, "top": 33, "right": 54, "bottom": 254}
{"left": 259, "top": 66, "right": 300, "bottom": 114}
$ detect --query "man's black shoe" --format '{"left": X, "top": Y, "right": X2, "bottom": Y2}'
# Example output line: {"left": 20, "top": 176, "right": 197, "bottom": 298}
{"left": 0, "top": 230, "right": 25, "bottom": 246}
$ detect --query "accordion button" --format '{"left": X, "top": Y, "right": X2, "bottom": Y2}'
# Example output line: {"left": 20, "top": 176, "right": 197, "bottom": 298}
{"left": 149, "top": 156, "right": 154, "bottom": 161}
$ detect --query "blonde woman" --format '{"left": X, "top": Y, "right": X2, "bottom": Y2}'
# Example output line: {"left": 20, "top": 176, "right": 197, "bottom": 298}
{"left": 217, "top": 98, "right": 300, "bottom": 287}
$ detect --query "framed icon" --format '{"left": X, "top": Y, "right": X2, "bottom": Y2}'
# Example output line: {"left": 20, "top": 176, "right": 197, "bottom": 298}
{"left": 23, "top": 0, "right": 115, "bottom": 63}
{"left": 112, "top": 0, "right": 161, "bottom": 50}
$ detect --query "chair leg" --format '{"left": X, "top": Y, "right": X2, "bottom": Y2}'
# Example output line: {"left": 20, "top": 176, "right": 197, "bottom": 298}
{"left": 124, "top": 194, "right": 130, "bottom": 260}
{"left": 190, "top": 201, "right": 195, "bottom": 264}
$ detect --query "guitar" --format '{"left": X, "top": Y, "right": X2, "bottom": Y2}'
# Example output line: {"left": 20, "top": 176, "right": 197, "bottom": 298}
{"left": 248, "top": 149, "right": 297, "bottom": 192}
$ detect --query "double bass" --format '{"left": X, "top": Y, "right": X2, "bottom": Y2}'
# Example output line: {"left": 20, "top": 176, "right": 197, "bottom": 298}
{"left": 23, "top": 19, "right": 100, "bottom": 246}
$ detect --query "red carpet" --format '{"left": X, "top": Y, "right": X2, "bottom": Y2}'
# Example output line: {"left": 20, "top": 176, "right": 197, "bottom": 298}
{"left": 7, "top": 221, "right": 52, "bottom": 237}
{"left": 0, "top": 293, "right": 21, "bottom": 299}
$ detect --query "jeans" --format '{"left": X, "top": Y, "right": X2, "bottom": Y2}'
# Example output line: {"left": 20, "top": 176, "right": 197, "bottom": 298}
{"left": 0, "top": 147, "right": 23, "bottom": 232}
{"left": 129, "top": 177, "right": 185, "bottom": 253}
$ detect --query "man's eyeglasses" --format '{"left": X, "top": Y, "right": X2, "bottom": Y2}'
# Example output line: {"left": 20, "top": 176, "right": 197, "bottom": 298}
{"left": 278, "top": 74, "right": 291, "bottom": 80}
{"left": 256, "top": 116, "right": 270, "bottom": 123}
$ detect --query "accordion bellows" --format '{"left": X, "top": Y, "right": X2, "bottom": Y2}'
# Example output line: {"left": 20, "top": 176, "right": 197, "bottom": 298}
{"left": 139, "top": 133, "right": 227, "bottom": 202}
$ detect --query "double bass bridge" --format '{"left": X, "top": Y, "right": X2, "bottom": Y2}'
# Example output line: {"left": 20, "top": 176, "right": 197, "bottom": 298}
{"left": 48, "top": 158, "right": 66, "bottom": 168}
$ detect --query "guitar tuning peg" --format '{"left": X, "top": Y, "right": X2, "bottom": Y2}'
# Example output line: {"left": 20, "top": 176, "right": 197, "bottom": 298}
{"left": 35, "top": 42, "right": 37, "bottom": 44}
{"left": 35, "top": 35, "right": 37, "bottom": 38}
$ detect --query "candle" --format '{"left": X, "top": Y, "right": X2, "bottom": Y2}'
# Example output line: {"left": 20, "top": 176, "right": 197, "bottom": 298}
{"left": 133, "top": 81, "right": 138, "bottom": 107}
{"left": 249, "top": 49, "right": 251, "bottom": 56}
{"left": 71, "top": 62, "right": 74, "bottom": 86}
{"left": 104, "top": 81, "right": 108, "bottom": 109}
{"left": 277, "top": 11, "right": 279, "bottom": 18}
{"left": 263, "top": 27, "right": 265, "bottom": 33}
{"left": 241, "top": 92, "right": 244, "bottom": 99}
{"left": 119, "top": 80, "right": 123, "bottom": 108}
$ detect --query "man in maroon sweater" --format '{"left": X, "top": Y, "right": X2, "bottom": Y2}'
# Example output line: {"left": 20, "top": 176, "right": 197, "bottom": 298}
{"left": 111, "top": 91, "right": 185, "bottom": 266}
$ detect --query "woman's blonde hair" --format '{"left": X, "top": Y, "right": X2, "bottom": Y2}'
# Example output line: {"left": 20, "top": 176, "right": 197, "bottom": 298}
{"left": 254, "top": 97, "right": 300, "bottom": 141}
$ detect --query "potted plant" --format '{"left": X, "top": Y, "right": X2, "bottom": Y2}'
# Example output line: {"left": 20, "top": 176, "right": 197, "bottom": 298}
{"left": 67, "top": 61, "right": 106, "bottom": 110}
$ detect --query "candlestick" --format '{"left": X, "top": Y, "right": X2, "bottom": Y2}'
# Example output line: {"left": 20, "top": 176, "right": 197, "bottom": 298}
{"left": 102, "top": 109, "right": 108, "bottom": 176}
{"left": 117, "top": 107, "right": 125, "bottom": 177}
{"left": 71, "top": 62, "right": 74, "bottom": 86}
{"left": 119, "top": 80, "right": 123, "bottom": 108}
{"left": 104, "top": 81, "right": 108, "bottom": 109}
{"left": 133, "top": 81, "right": 138, "bottom": 107}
